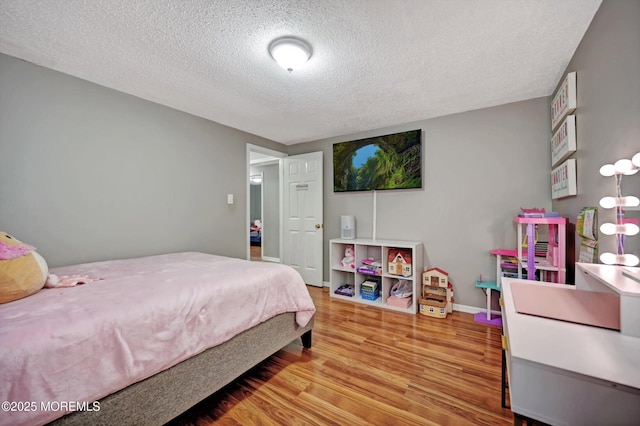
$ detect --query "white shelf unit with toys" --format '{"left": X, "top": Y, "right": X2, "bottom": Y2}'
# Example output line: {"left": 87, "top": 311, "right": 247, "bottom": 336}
{"left": 329, "top": 238, "right": 423, "bottom": 314}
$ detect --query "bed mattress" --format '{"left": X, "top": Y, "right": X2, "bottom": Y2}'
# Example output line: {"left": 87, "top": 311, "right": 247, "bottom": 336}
{"left": 0, "top": 252, "right": 315, "bottom": 426}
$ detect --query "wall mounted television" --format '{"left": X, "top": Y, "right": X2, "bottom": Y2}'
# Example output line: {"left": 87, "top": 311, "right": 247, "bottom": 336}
{"left": 333, "top": 129, "right": 422, "bottom": 192}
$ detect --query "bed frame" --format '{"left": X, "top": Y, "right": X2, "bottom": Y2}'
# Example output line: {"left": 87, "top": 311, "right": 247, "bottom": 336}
{"left": 50, "top": 313, "right": 313, "bottom": 425}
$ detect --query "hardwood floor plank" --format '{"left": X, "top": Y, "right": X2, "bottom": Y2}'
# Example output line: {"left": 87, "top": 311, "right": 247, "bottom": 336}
{"left": 301, "top": 381, "right": 432, "bottom": 426}
{"left": 170, "top": 287, "right": 513, "bottom": 425}
{"left": 295, "top": 391, "right": 374, "bottom": 426}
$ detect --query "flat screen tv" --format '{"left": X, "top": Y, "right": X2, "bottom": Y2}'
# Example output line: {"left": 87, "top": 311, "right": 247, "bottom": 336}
{"left": 333, "top": 129, "right": 422, "bottom": 192}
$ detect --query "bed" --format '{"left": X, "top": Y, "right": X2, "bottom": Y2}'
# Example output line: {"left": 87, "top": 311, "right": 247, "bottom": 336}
{"left": 0, "top": 252, "right": 315, "bottom": 426}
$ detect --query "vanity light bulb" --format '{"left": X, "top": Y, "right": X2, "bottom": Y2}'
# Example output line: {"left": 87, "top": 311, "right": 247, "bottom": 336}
{"left": 625, "top": 254, "right": 640, "bottom": 266}
{"left": 614, "top": 159, "right": 638, "bottom": 175}
{"left": 600, "top": 223, "right": 616, "bottom": 235}
{"left": 625, "top": 196, "right": 640, "bottom": 207}
{"left": 600, "top": 252, "right": 640, "bottom": 266}
{"left": 599, "top": 164, "right": 616, "bottom": 177}
{"left": 632, "top": 152, "right": 640, "bottom": 168}
{"left": 600, "top": 223, "right": 640, "bottom": 236}
{"left": 626, "top": 223, "right": 640, "bottom": 236}
{"left": 599, "top": 197, "right": 616, "bottom": 209}
{"left": 599, "top": 196, "right": 640, "bottom": 209}
{"left": 600, "top": 252, "right": 617, "bottom": 264}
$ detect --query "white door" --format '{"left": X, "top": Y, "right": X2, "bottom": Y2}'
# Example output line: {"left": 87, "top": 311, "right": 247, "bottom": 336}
{"left": 284, "top": 152, "right": 323, "bottom": 287}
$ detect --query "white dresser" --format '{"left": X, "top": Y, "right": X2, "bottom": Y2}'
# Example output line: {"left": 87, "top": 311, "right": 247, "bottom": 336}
{"left": 501, "top": 265, "right": 640, "bottom": 426}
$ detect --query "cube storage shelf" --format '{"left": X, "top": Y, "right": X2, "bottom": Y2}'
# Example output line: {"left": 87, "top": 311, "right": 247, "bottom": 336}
{"left": 330, "top": 238, "right": 423, "bottom": 314}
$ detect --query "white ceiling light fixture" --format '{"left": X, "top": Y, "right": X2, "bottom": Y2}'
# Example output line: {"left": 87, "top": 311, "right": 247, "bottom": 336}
{"left": 269, "top": 37, "right": 312, "bottom": 73}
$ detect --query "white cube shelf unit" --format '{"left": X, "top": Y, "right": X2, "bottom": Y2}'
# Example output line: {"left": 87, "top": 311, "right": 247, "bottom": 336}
{"left": 330, "top": 238, "right": 424, "bottom": 314}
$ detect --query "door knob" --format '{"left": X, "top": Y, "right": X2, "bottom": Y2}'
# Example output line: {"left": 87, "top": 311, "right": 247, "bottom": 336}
{"left": 315, "top": 224, "right": 322, "bottom": 229}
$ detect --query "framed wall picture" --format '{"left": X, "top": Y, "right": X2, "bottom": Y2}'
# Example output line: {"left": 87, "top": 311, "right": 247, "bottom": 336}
{"left": 551, "top": 115, "right": 576, "bottom": 167}
{"left": 550, "top": 71, "right": 577, "bottom": 131}
{"left": 551, "top": 158, "right": 577, "bottom": 199}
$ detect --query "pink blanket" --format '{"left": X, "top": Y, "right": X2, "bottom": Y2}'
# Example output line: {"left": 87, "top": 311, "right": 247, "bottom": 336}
{"left": 0, "top": 252, "right": 316, "bottom": 426}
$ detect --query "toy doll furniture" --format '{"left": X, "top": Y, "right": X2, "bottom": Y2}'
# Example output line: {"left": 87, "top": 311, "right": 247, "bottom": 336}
{"left": 474, "top": 249, "right": 516, "bottom": 326}
{"left": 419, "top": 268, "right": 453, "bottom": 318}
{"left": 515, "top": 216, "right": 567, "bottom": 283}
{"left": 476, "top": 216, "right": 567, "bottom": 327}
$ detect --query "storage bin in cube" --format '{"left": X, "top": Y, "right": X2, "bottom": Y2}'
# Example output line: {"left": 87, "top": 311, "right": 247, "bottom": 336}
{"left": 360, "top": 279, "right": 380, "bottom": 301}
{"left": 387, "top": 295, "right": 412, "bottom": 309}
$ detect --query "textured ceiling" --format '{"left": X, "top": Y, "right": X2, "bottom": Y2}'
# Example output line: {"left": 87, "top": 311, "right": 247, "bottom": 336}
{"left": 0, "top": 0, "right": 602, "bottom": 145}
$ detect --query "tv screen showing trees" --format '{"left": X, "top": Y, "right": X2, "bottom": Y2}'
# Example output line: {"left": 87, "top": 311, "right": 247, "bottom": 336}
{"left": 333, "top": 129, "right": 422, "bottom": 192}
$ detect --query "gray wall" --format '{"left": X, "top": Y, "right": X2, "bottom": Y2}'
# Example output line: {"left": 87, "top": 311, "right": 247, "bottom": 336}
{"left": 289, "top": 0, "right": 640, "bottom": 309}
{"left": 288, "top": 98, "right": 552, "bottom": 309}
{"left": 0, "top": 53, "right": 285, "bottom": 267}
{"left": 552, "top": 0, "right": 640, "bottom": 263}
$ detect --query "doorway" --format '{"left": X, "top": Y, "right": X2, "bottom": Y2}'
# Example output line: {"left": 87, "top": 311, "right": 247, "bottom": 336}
{"left": 249, "top": 173, "right": 263, "bottom": 261}
{"left": 246, "top": 145, "right": 325, "bottom": 287}
{"left": 247, "top": 144, "right": 285, "bottom": 263}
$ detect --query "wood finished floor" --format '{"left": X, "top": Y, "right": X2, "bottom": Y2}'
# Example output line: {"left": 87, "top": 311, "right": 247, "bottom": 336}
{"left": 250, "top": 245, "right": 262, "bottom": 262}
{"left": 169, "top": 286, "right": 513, "bottom": 426}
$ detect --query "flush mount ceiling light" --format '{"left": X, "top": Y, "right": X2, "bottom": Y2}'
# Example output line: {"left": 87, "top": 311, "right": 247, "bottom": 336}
{"left": 268, "top": 37, "right": 312, "bottom": 73}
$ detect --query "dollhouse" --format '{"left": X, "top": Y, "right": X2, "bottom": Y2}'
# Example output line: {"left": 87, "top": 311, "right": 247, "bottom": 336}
{"left": 419, "top": 268, "right": 454, "bottom": 318}
{"left": 388, "top": 249, "right": 412, "bottom": 276}
{"left": 422, "top": 267, "right": 448, "bottom": 288}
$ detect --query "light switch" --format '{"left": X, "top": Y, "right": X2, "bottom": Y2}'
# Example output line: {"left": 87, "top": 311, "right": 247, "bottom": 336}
{"left": 227, "top": 194, "right": 234, "bottom": 204}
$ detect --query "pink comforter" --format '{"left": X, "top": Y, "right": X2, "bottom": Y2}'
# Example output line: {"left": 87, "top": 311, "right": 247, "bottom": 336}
{"left": 0, "top": 252, "right": 316, "bottom": 426}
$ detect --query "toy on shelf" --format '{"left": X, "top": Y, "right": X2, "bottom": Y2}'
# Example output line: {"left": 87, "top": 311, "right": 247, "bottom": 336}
{"left": 388, "top": 248, "right": 412, "bottom": 276}
{"left": 419, "top": 268, "right": 454, "bottom": 318}
{"left": 390, "top": 279, "right": 413, "bottom": 297}
{"left": 576, "top": 207, "right": 598, "bottom": 263}
{"left": 334, "top": 283, "right": 354, "bottom": 297}
{"left": 360, "top": 279, "right": 380, "bottom": 301}
{"left": 340, "top": 245, "right": 355, "bottom": 269}
{"left": 356, "top": 258, "right": 382, "bottom": 275}
{"left": 387, "top": 295, "right": 412, "bottom": 309}
{"left": 518, "top": 207, "right": 560, "bottom": 218}
{"left": 387, "top": 279, "right": 413, "bottom": 309}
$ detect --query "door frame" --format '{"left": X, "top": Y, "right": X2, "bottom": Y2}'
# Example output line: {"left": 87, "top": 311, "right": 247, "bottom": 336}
{"left": 246, "top": 144, "right": 286, "bottom": 262}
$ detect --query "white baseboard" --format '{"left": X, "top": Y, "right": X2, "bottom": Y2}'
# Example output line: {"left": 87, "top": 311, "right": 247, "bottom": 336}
{"left": 262, "top": 256, "right": 280, "bottom": 263}
{"left": 318, "top": 287, "right": 500, "bottom": 315}
{"left": 453, "top": 303, "right": 501, "bottom": 316}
